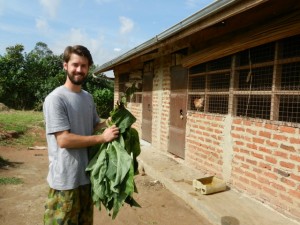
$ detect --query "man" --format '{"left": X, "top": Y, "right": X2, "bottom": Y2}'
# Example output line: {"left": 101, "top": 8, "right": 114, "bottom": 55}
{"left": 43, "top": 45, "right": 119, "bottom": 225}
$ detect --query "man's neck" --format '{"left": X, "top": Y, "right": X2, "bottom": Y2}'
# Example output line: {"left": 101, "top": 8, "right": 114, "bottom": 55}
{"left": 64, "top": 81, "right": 82, "bottom": 93}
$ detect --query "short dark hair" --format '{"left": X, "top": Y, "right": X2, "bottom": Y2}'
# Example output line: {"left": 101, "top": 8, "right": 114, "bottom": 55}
{"left": 63, "top": 45, "right": 94, "bottom": 66}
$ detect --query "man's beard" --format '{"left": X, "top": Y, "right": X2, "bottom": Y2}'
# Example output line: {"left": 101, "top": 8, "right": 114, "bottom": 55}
{"left": 67, "top": 72, "right": 87, "bottom": 85}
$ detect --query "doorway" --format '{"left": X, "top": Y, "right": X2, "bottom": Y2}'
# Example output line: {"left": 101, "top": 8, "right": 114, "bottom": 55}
{"left": 142, "top": 72, "right": 153, "bottom": 142}
{"left": 168, "top": 66, "right": 188, "bottom": 159}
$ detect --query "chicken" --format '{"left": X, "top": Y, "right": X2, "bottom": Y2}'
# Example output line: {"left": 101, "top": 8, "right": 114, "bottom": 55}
{"left": 194, "top": 97, "right": 204, "bottom": 111}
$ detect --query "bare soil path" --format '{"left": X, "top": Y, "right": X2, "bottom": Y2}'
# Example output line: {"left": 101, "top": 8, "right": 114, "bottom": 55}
{"left": 0, "top": 128, "right": 213, "bottom": 225}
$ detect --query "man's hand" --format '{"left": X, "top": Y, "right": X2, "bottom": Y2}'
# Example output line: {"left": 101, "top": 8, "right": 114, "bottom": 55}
{"left": 101, "top": 125, "right": 119, "bottom": 143}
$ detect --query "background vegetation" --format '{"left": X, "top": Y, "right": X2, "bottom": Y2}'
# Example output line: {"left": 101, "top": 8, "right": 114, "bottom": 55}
{"left": 0, "top": 42, "right": 114, "bottom": 118}
{"left": 0, "top": 111, "right": 44, "bottom": 146}
{"left": 0, "top": 110, "right": 44, "bottom": 185}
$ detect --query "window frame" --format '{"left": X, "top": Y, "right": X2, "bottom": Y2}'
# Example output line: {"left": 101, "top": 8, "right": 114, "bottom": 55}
{"left": 188, "top": 35, "right": 300, "bottom": 126}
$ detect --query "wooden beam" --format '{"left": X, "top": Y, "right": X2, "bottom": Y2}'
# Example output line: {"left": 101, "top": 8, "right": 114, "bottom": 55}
{"left": 182, "top": 11, "right": 300, "bottom": 68}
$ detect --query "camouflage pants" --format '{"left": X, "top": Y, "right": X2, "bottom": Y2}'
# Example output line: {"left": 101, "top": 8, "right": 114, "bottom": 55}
{"left": 44, "top": 184, "right": 93, "bottom": 225}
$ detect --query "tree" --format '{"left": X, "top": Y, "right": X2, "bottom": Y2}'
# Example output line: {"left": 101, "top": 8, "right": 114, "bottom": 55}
{"left": 25, "top": 42, "right": 64, "bottom": 109}
{"left": 0, "top": 42, "right": 114, "bottom": 113}
{"left": 30, "top": 42, "right": 53, "bottom": 58}
{"left": 0, "top": 44, "right": 27, "bottom": 108}
{"left": 84, "top": 71, "right": 114, "bottom": 118}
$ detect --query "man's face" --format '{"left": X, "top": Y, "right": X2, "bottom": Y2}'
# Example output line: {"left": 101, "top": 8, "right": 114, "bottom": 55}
{"left": 63, "top": 53, "right": 89, "bottom": 85}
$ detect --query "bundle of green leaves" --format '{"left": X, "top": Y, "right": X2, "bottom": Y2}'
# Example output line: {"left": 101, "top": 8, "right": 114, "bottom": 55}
{"left": 86, "top": 102, "right": 141, "bottom": 219}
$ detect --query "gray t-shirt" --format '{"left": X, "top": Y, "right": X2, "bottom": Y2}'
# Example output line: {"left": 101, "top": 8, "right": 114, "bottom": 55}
{"left": 43, "top": 85, "right": 100, "bottom": 190}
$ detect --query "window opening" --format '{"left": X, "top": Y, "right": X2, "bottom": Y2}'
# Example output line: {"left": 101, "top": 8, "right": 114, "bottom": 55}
{"left": 236, "top": 95, "right": 271, "bottom": 119}
{"left": 208, "top": 95, "right": 229, "bottom": 114}
{"left": 280, "top": 62, "right": 300, "bottom": 90}
{"left": 188, "top": 34, "right": 300, "bottom": 125}
{"left": 279, "top": 95, "right": 300, "bottom": 123}
{"left": 188, "top": 56, "right": 231, "bottom": 114}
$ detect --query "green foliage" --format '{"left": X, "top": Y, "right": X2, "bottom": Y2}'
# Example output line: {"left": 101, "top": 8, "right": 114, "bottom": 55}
{"left": 84, "top": 71, "right": 114, "bottom": 117}
{"left": 0, "top": 110, "right": 44, "bottom": 146}
{"left": 0, "top": 111, "right": 44, "bottom": 132}
{"left": 34, "top": 70, "right": 65, "bottom": 110}
{"left": 0, "top": 43, "right": 64, "bottom": 109}
{"left": 124, "top": 127, "right": 141, "bottom": 174}
{"left": 0, "top": 177, "right": 23, "bottom": 185}
{"left": 86, "top": 102, "right": 141, "bottom": 219}
{"left": 0, "top": 42, "right": 114, "bottom": 113}
{"left": 93, "top": 88, "right": 114, "bottom": 118}
{"left": 0, "top": 44, "right": 27, "bottom": 108}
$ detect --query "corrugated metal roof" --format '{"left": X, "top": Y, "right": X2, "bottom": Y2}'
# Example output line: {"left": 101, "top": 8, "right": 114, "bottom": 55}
{"left": 93, "top": 0, "right": 237, "bottom": 74}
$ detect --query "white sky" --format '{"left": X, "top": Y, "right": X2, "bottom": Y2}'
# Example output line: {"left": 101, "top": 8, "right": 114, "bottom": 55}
{"left": 0, "top": 0, "right": 215, "bottom": 76}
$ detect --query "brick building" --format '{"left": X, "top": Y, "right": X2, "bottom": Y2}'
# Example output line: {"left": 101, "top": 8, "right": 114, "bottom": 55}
{"left": 94, "top": 0, "right": 300, "bottom": 222}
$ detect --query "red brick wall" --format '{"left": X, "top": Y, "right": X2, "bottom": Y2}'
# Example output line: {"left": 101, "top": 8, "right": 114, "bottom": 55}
{"left": 185, "top": 113, "right": 225, "bottom": 178}
{"left": 231, "top": 118, "right": 300, "bottom": 219}
{"left": 185, "top": 112, "right": 300, "bottom": 221}
{"left": 127, "top": 102, "right": 142, "bottom": 132}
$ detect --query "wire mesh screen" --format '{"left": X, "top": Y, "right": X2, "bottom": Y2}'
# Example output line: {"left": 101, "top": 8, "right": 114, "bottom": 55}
{"left": 281, "top": 62, "right": 300, "bottom": 90}
{"left": 238, "top": 67, "right": 273, "bottom": 91}
{"left": 188, "top": 56, "right": 231, "bottom": 114}
{"left": 236, "top": 95, "right": 271, "bottom": 119}
{"left": 208, "top": 95, "right": 228, "bottom": 114}
{"left": 187, "top": 34, "right": 300, "bottom": 125}
{"left": 279, "top": 95, "right": 300, "bottom": 123}
{"left": 189, "top": 76, "right": 206, "bottom": 91}
{"left": 278, "top": 36, "right": 300, "bottom": 123}
{"left": 209, "top": 73, "right": 230, "bottom": 91}
{"left": 238, "top": 42, "right": 275, "bottom": 66}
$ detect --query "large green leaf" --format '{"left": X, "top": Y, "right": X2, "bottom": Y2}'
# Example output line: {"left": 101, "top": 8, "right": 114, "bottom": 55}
{"left": 110, "top": 102, "right": 136, "bottom": 133}
{"left": 124, "top": 128, "right": 141, "bottom": 174}
{"left": 86, "top": 102, "right": 141, "bottom": 219}
{"left": 110, "top": 140, "right": 132, "bottom": 186}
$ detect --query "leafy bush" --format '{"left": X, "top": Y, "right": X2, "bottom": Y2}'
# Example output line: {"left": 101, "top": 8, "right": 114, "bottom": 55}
{"left": 93, "top": 88, "right": 114, "bottom": 118}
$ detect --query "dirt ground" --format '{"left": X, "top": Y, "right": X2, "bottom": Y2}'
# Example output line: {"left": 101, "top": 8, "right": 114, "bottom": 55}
{"left": 0, "top": 128, "right": 213, "bottom": 225}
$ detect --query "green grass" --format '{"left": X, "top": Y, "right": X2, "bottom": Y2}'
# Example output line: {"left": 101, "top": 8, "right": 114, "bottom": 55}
{"left": 0, "top": 110, "right": 45, "bottom": 146}
{"left": 0, "top": 112, "right": 42, "bottom": 186}
{"left": 0, "top": 110, "right": 44, "bottom": 133}
{"left": 0, "top": 156, "right": 23, "bottom": 185}
{"left": 0, "top": 177, "right": 23, "bottom": 185}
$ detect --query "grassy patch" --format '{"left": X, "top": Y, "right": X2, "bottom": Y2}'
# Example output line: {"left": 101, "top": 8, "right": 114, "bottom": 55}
{"left": 0, "top": 155, "right": 23, "bottom": 185}
{"left": 0, "top": 110, "right": 45, "bottom": 146}
{"left": 0, "top": 177, "right": 23, "bottom": 185}
{"left": 0, "top": 110, "right": 44, "bottom": 133}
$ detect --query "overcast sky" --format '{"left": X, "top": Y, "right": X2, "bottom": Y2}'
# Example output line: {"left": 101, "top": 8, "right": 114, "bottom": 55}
{"left": 0, "top": 0, "right": 215, "bottom": 76}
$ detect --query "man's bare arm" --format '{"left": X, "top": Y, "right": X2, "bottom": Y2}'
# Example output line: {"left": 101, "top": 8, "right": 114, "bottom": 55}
{"left": 55, "top": 125, "right": 119, "bottom": 149}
